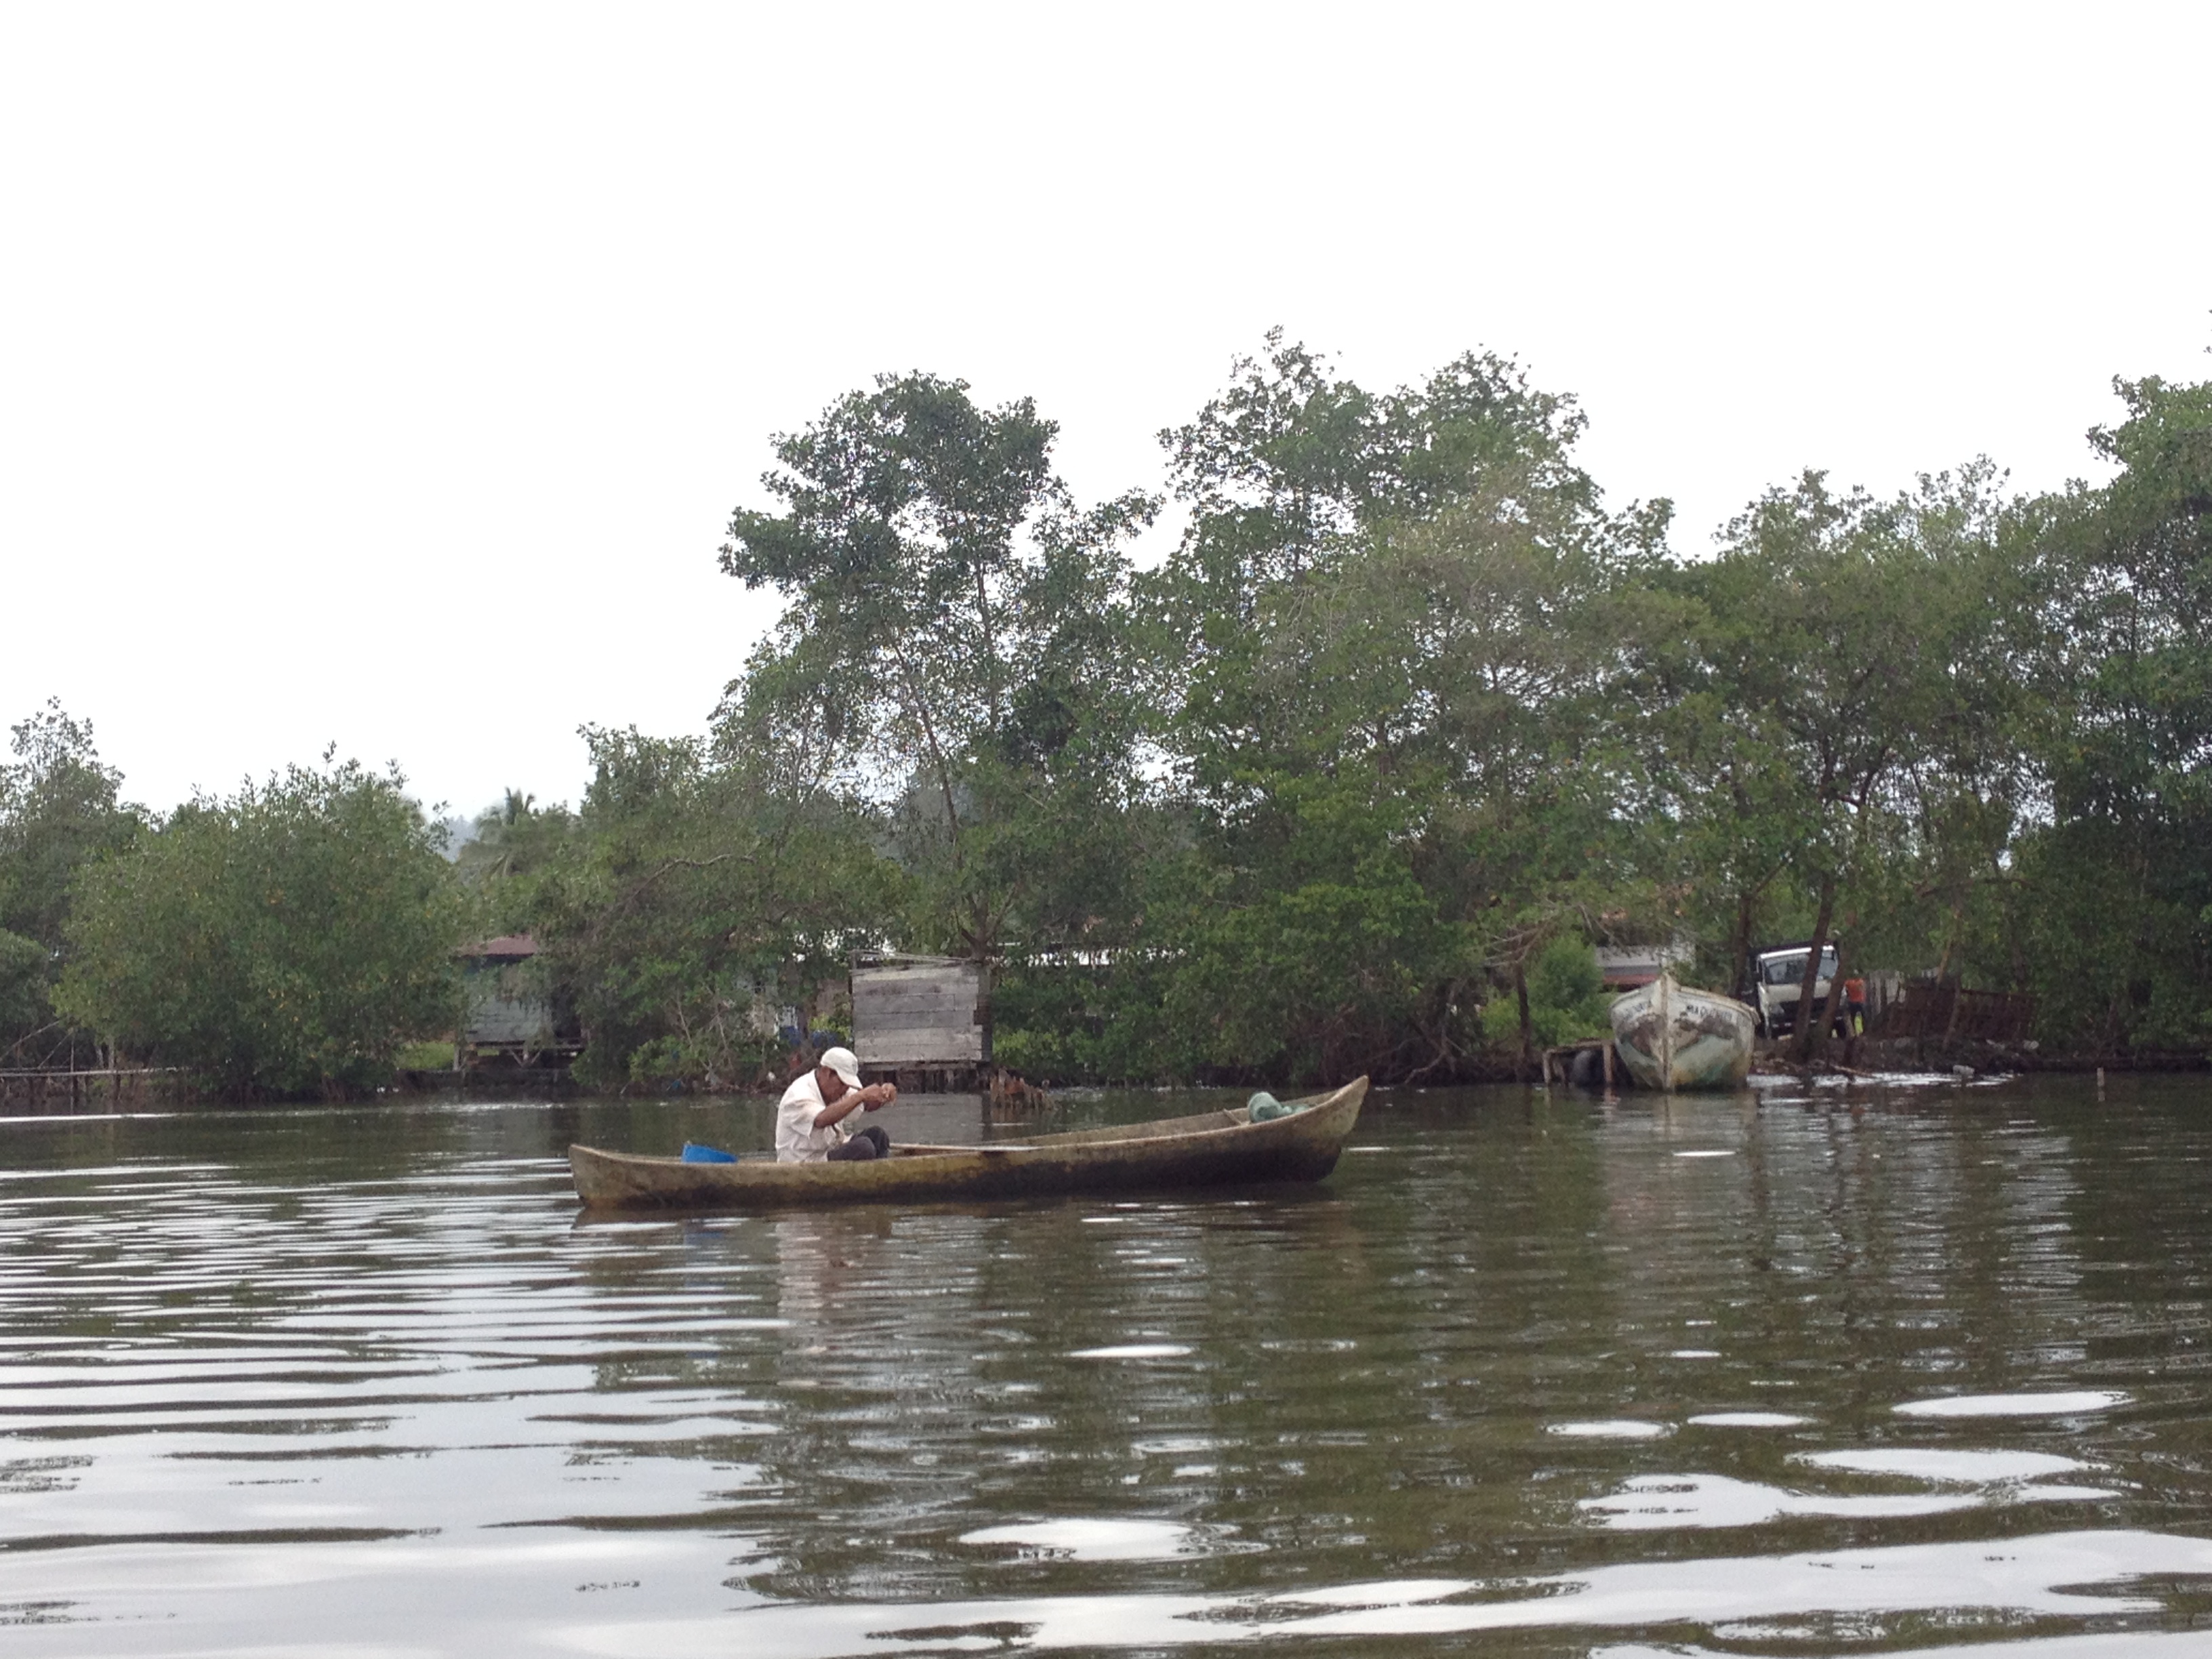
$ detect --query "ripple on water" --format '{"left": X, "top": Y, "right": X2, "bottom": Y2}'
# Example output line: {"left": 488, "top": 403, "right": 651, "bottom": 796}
{"left": 956, "top": 1518, "right": 1204, "bottom": 1561}
{"left": 1687, "top": 1412, "right": 1813, "bottom": 1428}
{"left": 554, "top": 1530, "right": 2212, "bottom": 1654}
{"left": 1130, "top": 1436, "right": 1216, "bottom": 1456}
{"left": 1582, "top": 1445, "right": 2129, "bottom": 1534}
{"left": 1893, "top": 1391, "right": 2129, "bottom": 1418}
{"left": 1799, "top": 1448, "right": 2089, "bottom": 1483}
{"left": 5, "top": 1081, "right": 2207, "bottom": 1654}
{"left": 1580, "top": 1472, "right": 1979, "bottom": 1530}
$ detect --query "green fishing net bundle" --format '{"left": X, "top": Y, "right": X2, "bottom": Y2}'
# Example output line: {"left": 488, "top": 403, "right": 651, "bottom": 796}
{"left": 1247, "top": 1091, "right": 1299, "bottom": 1121}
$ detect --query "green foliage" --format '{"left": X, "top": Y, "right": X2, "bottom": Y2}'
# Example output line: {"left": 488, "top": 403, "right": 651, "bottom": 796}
{"left": 697, "top": 349, "right": 2212, "bottom": 1071}
{"left": 719, "top": 371, "right": 1158, "bottom": 964}
{"left": 1129, "top": 335, "right": 1668, "bottom": 1080}
{"left": 0, "top": 930, "right": 49, "bottom": 1047}
{"left": 1997, "top": 373, "right": 2212, "bottom": 1047}
{"left": 57, "top": 756, "right": 466, "bottom": 1094}
{"left": 514, "top": 726, "right": 895, "bottom": 1091}
{"left": 1640, "top": 462, "right": 2029, "bottom": 1054}
{"left": 0, "top": 701, "right": 142, "bottom": 1063}
{"left": 50, "top": 345, "right": 2212, "bottom": 1091}
{"left": 1481, "top": 937, "right": 1613, "bottom": 1050}
{"left": 990, "top": 958, "right": 1175, "bottom": 1084}
{"left": 457, "top": 788, "right": 578, "bottom": 901}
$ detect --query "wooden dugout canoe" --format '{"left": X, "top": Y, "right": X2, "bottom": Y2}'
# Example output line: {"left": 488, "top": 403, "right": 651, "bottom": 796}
{"left": 568, "top": 1078, "right": 1368, "bottom": 1212}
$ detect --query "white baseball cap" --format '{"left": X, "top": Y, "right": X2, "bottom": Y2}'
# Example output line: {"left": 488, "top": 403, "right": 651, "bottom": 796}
{"left": 819, "top": 1046, "right": 863, "bottom": 1087}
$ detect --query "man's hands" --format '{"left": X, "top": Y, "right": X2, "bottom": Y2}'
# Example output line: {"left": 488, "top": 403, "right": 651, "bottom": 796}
{"left": 813, "top": 1068, "right": 899, "bottom": 1132}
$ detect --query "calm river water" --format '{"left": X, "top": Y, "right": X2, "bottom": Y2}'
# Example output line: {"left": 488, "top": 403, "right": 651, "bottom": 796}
{"left": 5, "top": 1074, "right": 2212, "bottom": 1657}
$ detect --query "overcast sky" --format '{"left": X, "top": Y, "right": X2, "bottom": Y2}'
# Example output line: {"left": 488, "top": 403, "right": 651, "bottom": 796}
{"left": 3, "top": 3, "right": 2206, "bottom": 821}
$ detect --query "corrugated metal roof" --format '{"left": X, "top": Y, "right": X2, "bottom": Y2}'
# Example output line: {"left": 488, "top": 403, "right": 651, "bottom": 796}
{"left": 467, "top": 934, "right": 539, "bottom": 959}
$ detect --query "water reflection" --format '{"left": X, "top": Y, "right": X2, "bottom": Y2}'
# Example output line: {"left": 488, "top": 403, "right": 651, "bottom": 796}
{"left": 1894, "top": 1389, "right": 2131, "bottom": 1418}
{"left": 1687, "top": 1412, "right": 1811, "bottom": 1427}
{"left": 1580, "top": 1470, "right": 1978, "bottom": 1528}
{"left": 958, "top": 1517, "right": 1204, "bottom": 1559}
{"left": 554, "top": 1529, "right": 2212, "bottom": 1655}
{"left": 5, "top": 1078, "right": 2212, "bottom": 1656}
{"left": 1800, "top": 1447, "right": 2090, "bottom": 1482}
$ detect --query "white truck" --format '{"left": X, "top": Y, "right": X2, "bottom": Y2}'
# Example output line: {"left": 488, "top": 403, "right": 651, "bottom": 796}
{"left": 1749, "top": 943, "right": 1838, "bottom": 1037}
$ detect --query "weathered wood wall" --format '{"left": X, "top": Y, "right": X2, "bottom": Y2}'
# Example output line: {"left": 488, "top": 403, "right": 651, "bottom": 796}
{"left": 852, "top": 956, "right": 987, "bottom": 1066}
{"left": 1869, "top": 981, "right": 2036, "bottom": 1043}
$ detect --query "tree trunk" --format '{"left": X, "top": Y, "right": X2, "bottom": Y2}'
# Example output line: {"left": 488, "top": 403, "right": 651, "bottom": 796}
{"left": 1727, "top": 888, "right": 1757, "bottom": 1000}
{"left": 1812, "top": 933, "right": 1852, "bottom": 1065}
{"left": 1514, "top": 960, "right": 1534, "bottom": 1081}
{"left": 1789, "top": 876, "right": 1838, "bottom": 1065}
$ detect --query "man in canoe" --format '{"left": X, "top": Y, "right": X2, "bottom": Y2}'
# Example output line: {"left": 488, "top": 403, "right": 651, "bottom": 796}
{"left": 775, "top": 1046, "right": 900, "bottom": 1163}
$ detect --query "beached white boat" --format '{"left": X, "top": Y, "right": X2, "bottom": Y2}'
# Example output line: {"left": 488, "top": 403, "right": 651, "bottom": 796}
{"left": 1609, "top": 973, "right": 1756, "bottom": 1091}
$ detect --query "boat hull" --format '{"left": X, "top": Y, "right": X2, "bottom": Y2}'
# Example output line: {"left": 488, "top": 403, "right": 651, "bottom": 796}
{"left": 1610, "top": 976, "right": 1755, "bottom": 1092}
{"left": 569, "top": 1078, "right": 1368, "bottom": 1212}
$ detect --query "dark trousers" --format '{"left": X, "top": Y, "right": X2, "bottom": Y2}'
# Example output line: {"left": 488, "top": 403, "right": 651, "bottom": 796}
{"left": 828, "top": 1124, "right": 890, "bottom": 1162}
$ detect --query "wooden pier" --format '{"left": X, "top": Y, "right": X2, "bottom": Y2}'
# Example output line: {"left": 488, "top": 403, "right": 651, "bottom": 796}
{"left": 1540, "top": 1038, "right": 1616, "bottom": 1089}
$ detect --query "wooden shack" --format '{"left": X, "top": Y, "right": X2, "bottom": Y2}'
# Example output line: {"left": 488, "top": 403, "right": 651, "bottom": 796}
{"left": 851, "top": 954, "right": 988, "bottom": 1091}
{"left": 459, "top": 934, "right": 581, "bottom": 1070}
